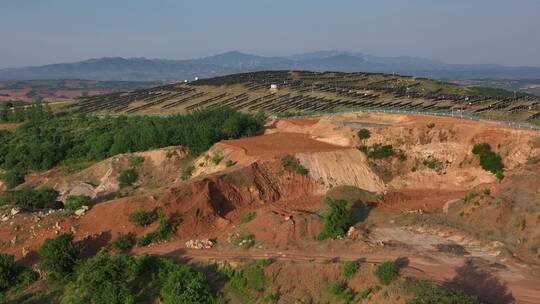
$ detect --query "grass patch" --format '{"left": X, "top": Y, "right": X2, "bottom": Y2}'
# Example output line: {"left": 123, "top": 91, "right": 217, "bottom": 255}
{"left": 239, "top": 212, "right": 256, "bottom": 225}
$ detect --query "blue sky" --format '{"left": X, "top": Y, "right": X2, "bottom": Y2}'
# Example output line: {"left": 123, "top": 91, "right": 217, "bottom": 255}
{"left": 1, "top": 0, "right": 539, "bottom": 68}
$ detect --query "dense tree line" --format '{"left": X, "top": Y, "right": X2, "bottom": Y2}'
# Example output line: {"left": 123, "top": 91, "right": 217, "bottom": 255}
{"left": 0, "top": 108, "right": 265, "bottom": 173}
{"left": 0, "top": 103, "right": 54, "bottom": 123}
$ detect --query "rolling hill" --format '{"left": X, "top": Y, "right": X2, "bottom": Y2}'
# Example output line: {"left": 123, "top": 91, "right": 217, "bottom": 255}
{"left": 2, "top": 51, "right": 540, "bottom": 81}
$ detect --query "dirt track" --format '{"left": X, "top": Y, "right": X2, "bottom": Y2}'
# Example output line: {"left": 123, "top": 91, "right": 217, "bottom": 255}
{"left": 134, "top": 246, "right": 540, "bottom": 304}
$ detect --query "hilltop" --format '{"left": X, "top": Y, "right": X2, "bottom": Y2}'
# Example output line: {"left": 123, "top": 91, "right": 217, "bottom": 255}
{"left": 71, "top": 70, "right": 540, "bottom": 125}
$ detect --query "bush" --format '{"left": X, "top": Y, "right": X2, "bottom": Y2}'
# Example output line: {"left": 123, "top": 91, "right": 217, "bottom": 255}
{"left": 239, "top": 212, "right": 256, "bottom": 225}
{"left": 181, "top": 165, "right": 195, "bottom": 181}
{"left": 129, "top": 156, "right": 145, "bottom": 167}
{"left": 128, "top": 210, "right": 158, "bottom": 227}
{"left": 406, "top": 280, "right": 479, "bottom": 304}
{"left": 374, "top": 261, "right": 399, "bottom": 285}
{"left": 112, "top": 233, "right": 135, "bottom": 251}
{"left": 315, "top": 197, "right": 351, "bottom": 240}
{"left": 343, "top": 261, "right": 359, "bottom": 279}
{"left": 38, "top": 233, "right": 79, "bottom": 281}
{"left": 358, "top": 128, "right": 371, "bottom": 140}
{"left": 472, "top": 143, "right": 504, "bottom": 179}
{"left": 118, "top": 168, "right": 138, "bottom": 188}
{"left": 210, "top": 152, "right": 223, "bottom": 165}
{"left": 282, "top": 155, "right": 309, "bottom": 175}
{"left": 225, "top": 261, "right": 267, "bottom": 301}
{"left": 368, "top": 144, "right": 395, "bottom": 159}
{"left": 0, "top": 253, "right": 16, "bottom": 291}
{"left": 328, "top": 281, "right": 354, "bottom": 302}
{"left": 0, "top": 187, "right": 59, "bottom": 210}
{"left": 0, "top": 170, "right": 25, "bottom": 189}
{"left": 225, "top": 160, "right": 235, "bottom": 167}
{"left": 358, "top": 144, "right": 395, "bottom": 159}
{"left": 64, "top": 195, "right": 91, "bottom": 211}
{"left": 136, "top": 211, "right": 176, "bottom": 247}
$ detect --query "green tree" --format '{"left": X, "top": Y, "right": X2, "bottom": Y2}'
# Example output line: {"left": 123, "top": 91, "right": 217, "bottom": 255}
{"left": 38, "top": 233, "right": 79, "bottom": 281}
{"left": 357, "top": 128, "right": 371, "bottom": 140}
{"left": 160, "top": 264, "right": 215, "bottom": 304}
{"left": 315, "top": 198, "right": 351, "bottom": 240}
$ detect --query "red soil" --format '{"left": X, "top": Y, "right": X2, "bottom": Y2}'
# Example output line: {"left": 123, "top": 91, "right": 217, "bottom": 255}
{"left": 222, "top": 132, "right": 347, "bottom": 158}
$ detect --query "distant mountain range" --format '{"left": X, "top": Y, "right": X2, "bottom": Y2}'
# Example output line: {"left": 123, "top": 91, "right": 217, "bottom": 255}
{"left": 1, "top": 50, "right": 540, "bottom": 81}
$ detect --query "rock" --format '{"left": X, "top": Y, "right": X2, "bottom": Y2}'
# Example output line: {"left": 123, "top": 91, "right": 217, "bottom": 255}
{"left": 22, "top": 247, "right": 29, "bottom": 257}
{"left": 1, "top": 215, "right": 9, "bottom": 222}
{"left": 185, "top": 239, "right": 214, "bottom": 250}
{"left": 10, "top": 208, "right": 20, "bottom": 216}
{"left": 346, "top": 226, "right": 359, "bottom": 238}
{"left": 74, "top": 206, "right": 89, "bottom": 217}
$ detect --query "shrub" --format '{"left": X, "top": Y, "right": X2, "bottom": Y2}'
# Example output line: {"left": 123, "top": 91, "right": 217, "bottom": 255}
{"left": 38, "top": 233, "right": 79, "bottom": 281}
{"left": 181, "top": 165, "right": 195, "bottom": 181}
{"left": 112, "top": 233, "right": 135, "bottom": 251}
{"left": 315, "top": 197, "right": 351, "bottom": 240}
{"left": 343, "top": 261, "right": 359, "bottom": 279}
{"left": 368, "top": 144, "right": 395, "bottom": 159}
{"left": 239, "top": 212, "right": 256, "bottom": 225}
{"left": 427, "top": 123, "right": 435, "bottom": 129}
{"left": 282, "top": 155, "right": 309, "bottom": 175}
{"left": 225, "top": 160, "right": 235, "bottom": 167}
{"left": 423, "top": 157, "right": 443, "bottom": 171}
{"left": 472, "top": 143, "right": 504, "bottom": 178}
{"left": 136, "top": 211, "right": 176, "bottom": 247}
{"left": 358, "top": 144, "right": 396, "bottom": 159}
{"left": 0, "top": 170, "right": 25, "bottom": 189}
{"left": 328, "top": 282, "right": 354, "bottom": 302}
{"left": 64, "top": 195, "right": 91, "bottom": 211}
{"left": 359, "top": 287, "right": 373, "bottom": 299}
{"left": 358, "top": 128, "right": 371, "bottom": 140}
{"left": 0, "top": 187, "right": 59, "bottom": 210}
{"left": 374, "top": 261, "right": 399, "bottom": 285}
{"left": 129, "top": 156, "right": 145, "bottom": 167}
{"left": 225, "top": 262, "right": 267, "bottom": 301}
{"left": 406, "top": 280, "right": 479, "bottom": 304}
{"left": 211, "top": 152, "right": 223, "bottom": 165}
{"left": 118, "top": 168, "right": 138, "bottom": 188}
{"left": 128, "top": 210, "right": 158, "bottom": 227}
{"left": 0, "top": 253, "right": 16, "bottom": 291}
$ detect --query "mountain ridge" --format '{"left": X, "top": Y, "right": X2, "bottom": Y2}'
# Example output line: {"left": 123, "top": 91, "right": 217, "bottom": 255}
{"left": 1, "top": 51, "right": 540, "bottom": 81}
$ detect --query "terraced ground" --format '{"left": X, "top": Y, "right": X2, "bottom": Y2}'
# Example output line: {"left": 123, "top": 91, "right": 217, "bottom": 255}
{"left": 72, "top": 71, "right": 540, "bottom": 124}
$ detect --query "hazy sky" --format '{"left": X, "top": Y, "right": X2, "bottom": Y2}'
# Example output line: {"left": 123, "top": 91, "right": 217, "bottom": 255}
{"left": 1, "top": 0, "right": 539, "bottom": 68}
